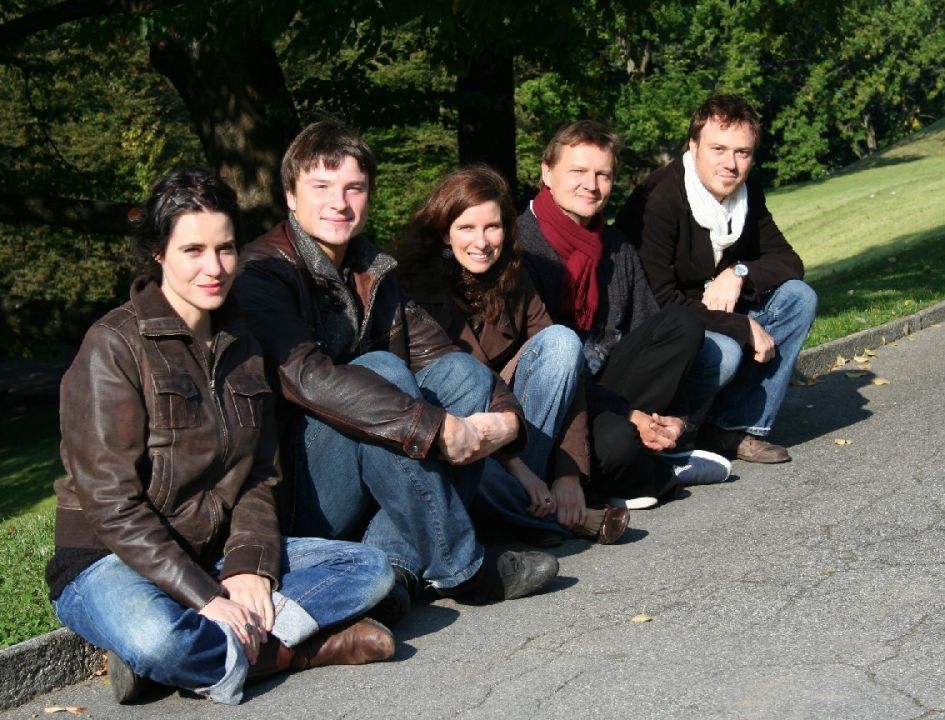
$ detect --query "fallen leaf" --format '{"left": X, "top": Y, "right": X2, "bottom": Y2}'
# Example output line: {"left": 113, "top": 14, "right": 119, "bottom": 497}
{"left": 853, "top": 354, "right": 870, "bottom": 363}
{"left": 43, "top": 709, "right": 88, "bottom": 716}
{"left": 864, "top": 348, "right": 877, "bottom": 357}
{"left": 631, "top": 613, "right": 654, "bottom": 623}
{"left": 791, "top": 373, "right": 820, "bottom": 386}
{"left": 845, "top": 371, "right": 869, "bottom": 379}
{"left": 834, "top": 438, "right": 852, "bottom": 445}
{"left": 833, "top": 354, "right": 848, "bottom": 367}
{"left": 872, "top": 377, "right": 890, "bottom": 385}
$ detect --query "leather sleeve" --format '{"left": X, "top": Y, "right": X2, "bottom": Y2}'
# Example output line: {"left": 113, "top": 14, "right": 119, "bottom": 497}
{"left": 221, "top": 378, "right": 282, "bottom": 588}
{"left": 60, "top": 325, "right": 222, "bottom": 611}
{"left": 236, "top": 257, "right": 447, "bottom": 459}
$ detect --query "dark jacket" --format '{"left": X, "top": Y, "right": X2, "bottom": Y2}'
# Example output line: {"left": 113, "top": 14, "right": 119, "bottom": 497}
{"left": 49, "top": 276, "right": 282, "bottom": 611}
{"left": 517, "top": 206, "right": 660, "bottom": 367}
{"left": 412, "top": 271, "right": 591, "bottom": 480}
{"left": 615, "top": 158, "right": 805, "bottom": 349}
{"left": 235, "top": 222, "right": 525, "bottom": 465}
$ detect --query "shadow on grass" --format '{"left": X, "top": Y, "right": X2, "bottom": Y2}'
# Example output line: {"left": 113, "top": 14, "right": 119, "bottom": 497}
{"left": 0, "top": 402, "right": 61, "bottom": 519}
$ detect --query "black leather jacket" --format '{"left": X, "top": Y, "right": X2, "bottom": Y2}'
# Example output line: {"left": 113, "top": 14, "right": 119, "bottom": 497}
{"left": 49, "top": 276, "right": 282, "bottom": 611}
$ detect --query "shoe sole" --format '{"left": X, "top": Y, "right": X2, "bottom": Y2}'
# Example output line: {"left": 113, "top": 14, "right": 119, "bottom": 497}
{"left": 607, "top": 496, "right": 658, "bottom": 510}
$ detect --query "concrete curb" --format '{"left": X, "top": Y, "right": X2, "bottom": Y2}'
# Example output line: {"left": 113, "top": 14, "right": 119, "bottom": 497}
{"left": 0, "top": 628, "right": 100, "bottom": 709}
{"left": 2, "top": 299, "right": 944, "bottom": 710}
{"left": 794, "top": 299, "right": 945, "bottom": 377}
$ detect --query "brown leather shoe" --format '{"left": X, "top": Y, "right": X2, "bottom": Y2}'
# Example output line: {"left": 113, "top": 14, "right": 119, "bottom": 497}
{"left": 698, "top": 424, "right": 791, "bottom": 464}
{"left": 247, "top": 639, "right": 296, "bottom": 682}
{"left": 575, "top": 505, "right": 631, "bottom": 544}
{"left": 294, "top": 618, "right": 395, "bottom": 668}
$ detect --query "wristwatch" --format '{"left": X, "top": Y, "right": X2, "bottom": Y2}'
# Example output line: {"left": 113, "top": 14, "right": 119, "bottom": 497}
{"left": 733, "top": 262, "right": 749, "bottom": 278}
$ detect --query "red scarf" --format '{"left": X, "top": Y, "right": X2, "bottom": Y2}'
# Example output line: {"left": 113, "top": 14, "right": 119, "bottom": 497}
{"left": 532, "top": 185, "right": 603, "bottom": 331}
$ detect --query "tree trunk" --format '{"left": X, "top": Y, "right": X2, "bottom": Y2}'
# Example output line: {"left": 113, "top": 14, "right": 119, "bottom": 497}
{"left": 456, "top": 48, "right": 518, "bottom": 198}
{"left": 149, "top": 30, "right": 299, "bottom": 240}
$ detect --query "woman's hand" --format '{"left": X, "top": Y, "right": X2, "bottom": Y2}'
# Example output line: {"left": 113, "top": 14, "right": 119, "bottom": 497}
{"left": 504, "top": 456, "right": 555, "bottom": 517}
{"left": 199, "top": 594, "right": 266, "bottom": 664}
{"left": 551, "top": 475, "right": 587, "bottom": 529}
{"left": 221, "top": 573, "right": 274, "bottom": 633}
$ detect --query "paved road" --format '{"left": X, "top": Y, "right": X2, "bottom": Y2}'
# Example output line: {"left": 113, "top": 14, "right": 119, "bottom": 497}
{"left": 4, "top": 324, "right": 944, "bottom": 720}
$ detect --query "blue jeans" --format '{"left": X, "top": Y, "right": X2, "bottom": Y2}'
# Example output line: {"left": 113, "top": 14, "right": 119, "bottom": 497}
{"left": 688, "top": 279, "right": 817, "bottom": 435}
{"left": 476, "top": 325, "right": 584, "bottom": 537}
{"left": 53, "top": 537, "right": 392, "bottom": 705}
{"left": 296, "top": 351, "right": 491, "bottom": 589}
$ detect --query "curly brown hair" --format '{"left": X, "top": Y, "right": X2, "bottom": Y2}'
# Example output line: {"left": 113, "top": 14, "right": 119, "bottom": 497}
{"left": 396, "top": 164, "right": 521, "bottom": 325}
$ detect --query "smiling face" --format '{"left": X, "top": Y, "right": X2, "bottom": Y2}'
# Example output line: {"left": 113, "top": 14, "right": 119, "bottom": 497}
{"left": 286, "top": 156, "right": 370, "bottom": 267}
{"left": 540, "top": 142, "right": 615, "bottom": 227}
{"left": 688, "top": 116, "right": 757, "bottom": 202}
{"left": 157, "top": 211, "right": 237, "bottom": 331}
{"left": 447, "top": 201, "right": 505, "bottom": 275}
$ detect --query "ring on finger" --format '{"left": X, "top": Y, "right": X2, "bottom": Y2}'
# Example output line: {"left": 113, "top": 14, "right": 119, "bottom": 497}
{"left": 244, "top": 623, "right": 258, "bottom": 635}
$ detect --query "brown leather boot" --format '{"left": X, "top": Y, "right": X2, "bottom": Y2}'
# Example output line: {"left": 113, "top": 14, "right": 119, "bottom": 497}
{"left": 576, "top": 505, "right": 631, "bottom": 545}
{"left": 294, "top": 618, "right": 395, "bottom": 668}
{"left": 246, "top": 639, "right": 298, "bottom": 682}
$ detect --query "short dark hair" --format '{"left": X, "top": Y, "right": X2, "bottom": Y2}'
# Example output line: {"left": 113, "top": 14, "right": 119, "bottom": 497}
{"left": 396, "top": 164, "right": 521, "bottom": 325}
{"left": 688, "top": 94, "right": 762, "bottom": 147}
{"left": 133, "top": 169, "right": 240, "bottom": 279}
{"left": 540, "top": 119, "right": 623, "bottom": 180}
{"left": 281, "top": 118, "right": 378, "bottom": 196}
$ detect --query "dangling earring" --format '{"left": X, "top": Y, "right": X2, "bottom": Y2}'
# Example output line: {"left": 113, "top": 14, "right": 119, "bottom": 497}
{"left": 441, "top": 246, "right": 453, "bottom": 259}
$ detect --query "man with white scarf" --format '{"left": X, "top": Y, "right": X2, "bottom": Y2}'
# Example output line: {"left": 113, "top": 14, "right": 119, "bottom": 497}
{"left": 616, "top": 94, "right": 817, "bottom": 464}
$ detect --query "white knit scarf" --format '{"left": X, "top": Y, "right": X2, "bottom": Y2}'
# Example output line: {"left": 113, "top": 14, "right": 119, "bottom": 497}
{"left": 682, "top": 150, "right": 748, "bottom": 266}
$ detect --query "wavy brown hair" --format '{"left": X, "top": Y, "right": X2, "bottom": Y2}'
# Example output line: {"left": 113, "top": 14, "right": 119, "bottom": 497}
{"left": 396, "top": 164, "right": 521, "bottom": 325}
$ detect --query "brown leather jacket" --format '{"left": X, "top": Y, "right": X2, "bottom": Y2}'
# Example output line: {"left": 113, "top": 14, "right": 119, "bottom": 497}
{"left": 235, "top": 222, "right": 525, "bottom": 465}
{"left": 412, "top": 271, "right": 590, "bottom": 481}
{"left": 51, "top": 276, "right": 282, "bottom": 611}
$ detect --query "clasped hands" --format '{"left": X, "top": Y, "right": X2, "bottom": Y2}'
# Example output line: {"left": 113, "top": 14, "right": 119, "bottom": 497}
{"left": 437, "top": 411, "right": 519, "bottom": 464}
{"left": 629, "top": 410, "right": 685, "bottom": 452}
{"left": 199, "top": 573, "right": 273, "bottom": 665}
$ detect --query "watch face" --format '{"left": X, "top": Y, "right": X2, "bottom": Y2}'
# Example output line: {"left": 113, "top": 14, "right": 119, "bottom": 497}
{"left": 734, "top": 263, "right": 748, "bottom": 277}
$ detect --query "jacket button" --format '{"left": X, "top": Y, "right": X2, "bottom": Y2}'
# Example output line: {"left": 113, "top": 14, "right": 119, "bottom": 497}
{"left": 410, "top": 444, "right": 420, "bottom": 454}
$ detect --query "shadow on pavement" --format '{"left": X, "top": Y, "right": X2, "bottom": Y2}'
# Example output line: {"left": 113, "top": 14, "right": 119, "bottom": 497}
{"left": 775, "top": 368, "right": 874, "bottom": 448}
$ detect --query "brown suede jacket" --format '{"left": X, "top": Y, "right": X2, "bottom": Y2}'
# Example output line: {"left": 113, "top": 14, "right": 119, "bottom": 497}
{"left": 616, "top": 158, "right": 804, "bottom": 349}
{"left": 411, "top": 271, "right": 590, "bottom": 481}
{"left": 235, "top": 222, "right": 525, "bottom": 468}
{"left": 50, "top": 276, "right": 282, "bottom": 611}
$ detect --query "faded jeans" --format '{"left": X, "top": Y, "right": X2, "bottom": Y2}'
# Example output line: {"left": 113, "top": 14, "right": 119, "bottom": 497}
{"left": 53, "top": 537, "right": 393, "bottom": 705}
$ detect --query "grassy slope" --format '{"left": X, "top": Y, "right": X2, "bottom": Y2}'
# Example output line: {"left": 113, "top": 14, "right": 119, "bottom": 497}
{"left": 768, "top": 118, "right": 945, "bottom": 281}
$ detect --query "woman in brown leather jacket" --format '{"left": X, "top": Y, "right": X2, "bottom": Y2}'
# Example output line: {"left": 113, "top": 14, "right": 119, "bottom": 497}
{"left": 396, "top": 165, "right": 630, "bottom": 547}
{"left": 46, "top": 170, "right": 394, "bottom": 705}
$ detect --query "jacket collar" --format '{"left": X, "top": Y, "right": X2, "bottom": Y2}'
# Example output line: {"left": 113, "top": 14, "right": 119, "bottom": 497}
{"left": 287, "top": 214, "right": 396, "bottom": 285}
{"left": 131, "top": 274, "right": 242, "bottom": 345}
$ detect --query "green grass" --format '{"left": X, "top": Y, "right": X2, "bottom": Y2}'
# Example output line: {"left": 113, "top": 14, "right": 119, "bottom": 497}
{"left": 767, "top": 117, "right": 945, "bottom": 348}
{"left": 0, "top": 405, "right": 62, "bottom": 648}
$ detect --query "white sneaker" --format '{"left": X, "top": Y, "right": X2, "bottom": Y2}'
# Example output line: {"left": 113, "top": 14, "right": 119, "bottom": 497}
{"left": 659, "top": 449, "right": 732, "bottom": 486}
{"left": 607, "top": 495, "right": 659, "bottom": 510}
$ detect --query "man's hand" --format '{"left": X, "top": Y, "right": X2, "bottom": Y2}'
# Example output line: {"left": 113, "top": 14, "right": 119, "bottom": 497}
{"left": 199, "top": 594, "right": 266, "bottom": 665}
{"left": 629, "top": 410, "right": 683, "bottom": 452}
{"left": 551, "top": 475, "right": 587, "bottom": 529}
{"left": 748, "top": 317, "right": 776, "bottom": 363}
{"left": 701, "top": 268, "right": 743, "bottom": 312}
{"left": 437, "top": 414, "right": 483, "bottom": 464}
{"left": 465, "top": 411, "right": 519, "bottom": 457}
{"left": 503, "top": 456, "right": 555, "bottom": 517}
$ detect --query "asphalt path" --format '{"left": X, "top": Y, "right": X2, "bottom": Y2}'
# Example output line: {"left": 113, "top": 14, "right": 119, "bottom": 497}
{"left": 4, "top": 323, "right": 944, "bottom": 720}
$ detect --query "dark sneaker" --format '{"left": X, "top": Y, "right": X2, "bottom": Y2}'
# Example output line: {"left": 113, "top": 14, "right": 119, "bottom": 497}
{"left": 698, "top": 424, "right": 791, "bottom": 464}
{"left": 437, "top": 550, "right": 559, "bottom": 604}
{"left": 367, "top": 566, "right": 413, "bottom": 628}
{"left": 108, "top": 650, "right": 148, "bottom": 704}
{"left": 659, "top": 449, "right": 732, "bottom": 485}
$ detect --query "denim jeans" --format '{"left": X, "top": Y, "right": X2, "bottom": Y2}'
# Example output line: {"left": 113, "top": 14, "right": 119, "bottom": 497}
{"left": 296, "top": 351, "right": 492, "bottom": 589}
{"left": 53, "top": 537, "right": 393, "bottom": 705}
{"left": 689, "top": 279, "right": 817, "bottom": 435}
{"left": 476, "top": 325, "right": 584, "bottom": 537}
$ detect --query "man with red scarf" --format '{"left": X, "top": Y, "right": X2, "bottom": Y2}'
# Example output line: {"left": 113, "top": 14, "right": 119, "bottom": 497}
{"left": 518, "top": 120, "right": 731, "bottom": 510}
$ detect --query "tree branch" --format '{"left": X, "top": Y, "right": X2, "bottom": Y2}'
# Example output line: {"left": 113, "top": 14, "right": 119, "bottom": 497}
{"left": 0, "top": 193, "right": 135, "bottom": 236}
{"left": 0, "top": 0, "right": 183, "bottom": 47}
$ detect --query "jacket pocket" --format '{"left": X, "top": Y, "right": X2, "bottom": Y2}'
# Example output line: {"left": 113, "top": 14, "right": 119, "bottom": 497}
{"left": 225, "top": 373, "right": 270, "bottom": 428}
{"left": 151, "top": 372, "right": 201, "bottom": 428}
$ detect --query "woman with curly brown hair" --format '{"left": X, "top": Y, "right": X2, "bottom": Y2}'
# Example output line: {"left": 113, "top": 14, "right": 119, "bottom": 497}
{"left": 396, "top": 165, "right": 629, "bottom": 547}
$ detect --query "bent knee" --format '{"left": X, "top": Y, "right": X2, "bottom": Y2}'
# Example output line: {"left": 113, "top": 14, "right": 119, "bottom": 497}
{"left": 528, "top": 325, "right": 584, "bottom": 369}
{"left": 658, "top": 305, "right": 705, "bottom": 346}
{"left": 780, "top": 280, "right": 818, "bottom": 319}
